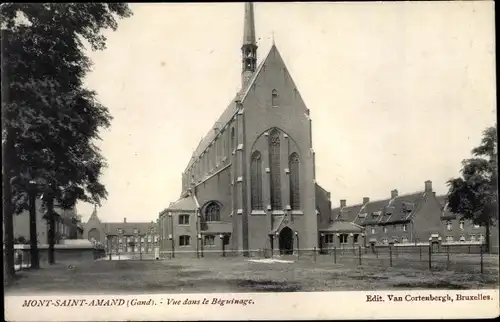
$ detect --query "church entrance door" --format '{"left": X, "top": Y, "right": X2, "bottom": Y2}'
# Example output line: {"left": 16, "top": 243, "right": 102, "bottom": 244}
{"left": 279, "top": 227, "right": 294, "bottom": 255}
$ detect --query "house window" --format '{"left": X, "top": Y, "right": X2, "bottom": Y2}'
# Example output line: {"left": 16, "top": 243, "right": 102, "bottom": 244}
{"left": 179, "top": 235, "right": 190, "bottom": 246}
{"left": 250, "top": 151, "right": 263, "bottom": 210}
{"left": 204, "top": 235, "right": 215, "bottom": 246}
{"left": 269, "top": 129, "right": 282, "bottom": 210}
{"left": 271, "top": 89, "right": 278, "bottom": 107}
{"left": 205, "top": 202, "right": 221, "bottom": 222}
{"left": 446, "top": 236, "right": 453, "bottom": 243}
{"left": 179, "top": 214, "right": 190, "bottom": 225}
{"left": 459, "top": 235, "right": 465, "bottom": 242}
{"left": 479, "top": 234, "right": 485, "bottom": 242}
{"left": 119, "top": 238, "right": 123, "bottom": 243}
{"left": 473, "top": 224, "right": 480, "bottom": 229}
{"left": 148, "top": 235, "right": 152, "bottom": 243}
{"left": 148, "top": 247, "right": 152, "bottom": 252}
{"left": 141, "top": 237, "right": 145, "bottom": 242}
{"left": 402, "top": 224, "right": 408, "bottom": 232}
{"left": 382, "top": 237, "right": 388, "bottom": 244}
{"left": 446, "top": 220, "right": 452, "bottom": 231}
{"left": 371, "top": 228, "right": 375, "bottom": 234}
{"left": 353, "top": 234, "right": 359, "bottom": 244}
{"left": 324, "top": 234, "right": 334, "bottom": 244}
{"left": 470, "top": 234, "right": 476, "bottom": 241}
{"left": 383, "top": 227, "right": 387, "bottom": 233}
{"left": 338, "top": 234, "right": 348, "bottom": 244}
{"left": 459, "top": 219, "right": 464, "bottom": 230}
{"left": 289, "top": 153, "right": 300, "bottom": 210}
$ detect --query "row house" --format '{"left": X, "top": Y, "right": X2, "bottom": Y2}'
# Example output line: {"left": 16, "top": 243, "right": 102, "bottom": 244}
{"left": 438, "top": 196, "right": 498, "bottom": 254}
{"left": 83, "top": 208, "right": 160, "bottom": 256}
{"left": 331, "top": 181, "right": 441, "bottom": 247}
{"left": 330, "top": 180, "right": 498, "bottom": 253}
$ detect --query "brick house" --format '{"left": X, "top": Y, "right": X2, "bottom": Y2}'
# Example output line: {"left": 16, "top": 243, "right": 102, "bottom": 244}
{"left": 330, "top": 180, "right": 498, "bottom": 253}
{"left": 158, "top": 3, "right": 331, "bottom": 257}
{"left": 13, "top": 198, "right": 84, "bottom": 245}
{"left": 83, "top": 207, "right": 160, "bottom": 257}
{"left": 438, "top": 196, "right": 498, "bottom": 253}
{"left": 330, "top": 181, "right": 443, "bottom": 248}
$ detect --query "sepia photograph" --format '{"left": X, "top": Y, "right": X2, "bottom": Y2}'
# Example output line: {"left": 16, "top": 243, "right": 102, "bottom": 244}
{"left": 2, "top": 1, "right": 498, "bottom": 320}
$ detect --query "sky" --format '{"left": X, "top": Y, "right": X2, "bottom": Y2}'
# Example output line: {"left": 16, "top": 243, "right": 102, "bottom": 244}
{"left": 78, "top": 2, "right": 496, "bottom": 223}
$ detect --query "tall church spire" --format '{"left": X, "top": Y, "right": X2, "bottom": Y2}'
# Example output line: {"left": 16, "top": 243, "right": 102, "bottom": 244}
{"left": 241, "top": 2, "right": 257, "bottom": 87}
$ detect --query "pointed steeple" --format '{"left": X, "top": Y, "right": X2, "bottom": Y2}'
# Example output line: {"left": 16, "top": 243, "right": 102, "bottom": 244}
{"left": 89, "top": 204, "right": 100, "bottom": 223}
{"left": 242, "top": 2, "right": 256, "bottom": 46}
{"left": 241, "top": 2, "right": 258, "bottom": 87}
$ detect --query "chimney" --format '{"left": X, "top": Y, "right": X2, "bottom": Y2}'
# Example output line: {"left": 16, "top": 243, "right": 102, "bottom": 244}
{"left": 424, "top": 180, "right": 433, "bottom": 192}
{"left": 124, "top": 217, "right": 127, "bottom": 223}
{"left": 340, "top": 199, "right": 346, "bottom": 208}
{"left": 363, "top": 197, "right": 370, "bottom": 204}
{"left": 391, "top": 189, "right": 398, "bottom": 199}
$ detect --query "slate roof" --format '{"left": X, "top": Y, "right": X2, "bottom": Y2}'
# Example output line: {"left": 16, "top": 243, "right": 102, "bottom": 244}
{"left": 85, "top": 207, "right": 157, "bottom": 236}
{"left": 319, "top": 221, "right": 364, "bottom": 233}
{"left": 103, "top": 221, "right": 156, "bottom": 236}
{"left": 436, "top": 195, "right": 463, "bottom": 220}
{"left": 184, "top": 46, "right": 275, "bottom": 172}
{"left": 167, "top": 195, "right": 197, "bottom": 212}
{"left": 332, "top": 191, "right": 429, "bottom": 226}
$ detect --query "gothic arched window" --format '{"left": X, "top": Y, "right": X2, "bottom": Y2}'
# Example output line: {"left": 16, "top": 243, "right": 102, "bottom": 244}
{"left": 269, "top": 129, "right": 282, "bottom": 210}
{"left": 251, "top": 151, "right": 263, "bottom": 210}
{"left": 222, "top": 132, "right": 226, "bottom": 158}
{"left": 205, "top": 202, "right": 221, "bottom": 222}
{"left": 272, "top": 89, "right": 278, "bottom": 107}
{"left": 231, "top": 127, "right": 235, "bottom": 153}
{"left": 289, "top": 153, "right": 300, "bottom": 210}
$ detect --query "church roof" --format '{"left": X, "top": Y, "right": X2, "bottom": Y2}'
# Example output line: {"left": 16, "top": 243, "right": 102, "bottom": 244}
{"left": 166, "top": 195, "right": 197, "bottom": 212}
{"left": 184, "top": 45, "right": 275, "bottom": 172}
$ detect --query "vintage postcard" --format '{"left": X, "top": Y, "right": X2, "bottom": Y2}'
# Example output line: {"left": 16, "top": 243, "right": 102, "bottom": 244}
{"left": 2, "top": 1, "right": 498, "bottom": 321}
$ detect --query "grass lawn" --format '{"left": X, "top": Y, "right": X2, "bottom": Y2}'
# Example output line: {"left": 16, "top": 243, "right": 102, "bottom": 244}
{"left": 4, "top": 253, "right": 499, "bottom": 294}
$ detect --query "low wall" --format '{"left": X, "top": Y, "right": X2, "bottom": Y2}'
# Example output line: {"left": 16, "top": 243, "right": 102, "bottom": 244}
{"left": 14, "top": 244, "right": 106, "bottom": 266}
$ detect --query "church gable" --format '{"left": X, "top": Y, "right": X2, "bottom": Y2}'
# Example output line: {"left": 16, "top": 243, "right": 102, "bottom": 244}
{"left": 241, "top": 45, "right": 308, "bottom": 116}
{"left": 242, "top": 44, "right": 313, "bottom": 158}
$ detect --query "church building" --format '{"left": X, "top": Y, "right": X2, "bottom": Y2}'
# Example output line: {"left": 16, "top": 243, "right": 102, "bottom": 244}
{"left": 158, "top": 3, "right": 336, "bottom": 257}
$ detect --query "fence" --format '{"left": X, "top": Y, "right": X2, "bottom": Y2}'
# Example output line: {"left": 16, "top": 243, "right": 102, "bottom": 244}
{"left": 288, "top": 243, "right": 497, "bottom": 274}
{"left": 147, "top": 243, "right": 496, "bottom": 275}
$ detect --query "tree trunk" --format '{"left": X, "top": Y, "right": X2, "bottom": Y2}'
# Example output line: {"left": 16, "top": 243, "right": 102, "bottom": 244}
{"left": 485, "top": 220, "right": 491, "bottom": 254}
{"left": 29, "top": 191, "right": 40, "bottom": 269}
{"left": 47, "top": 195, "right": 55, "bottom": 265}
{"left": 2, "top": 131, "right": 16, "bottom": 284}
